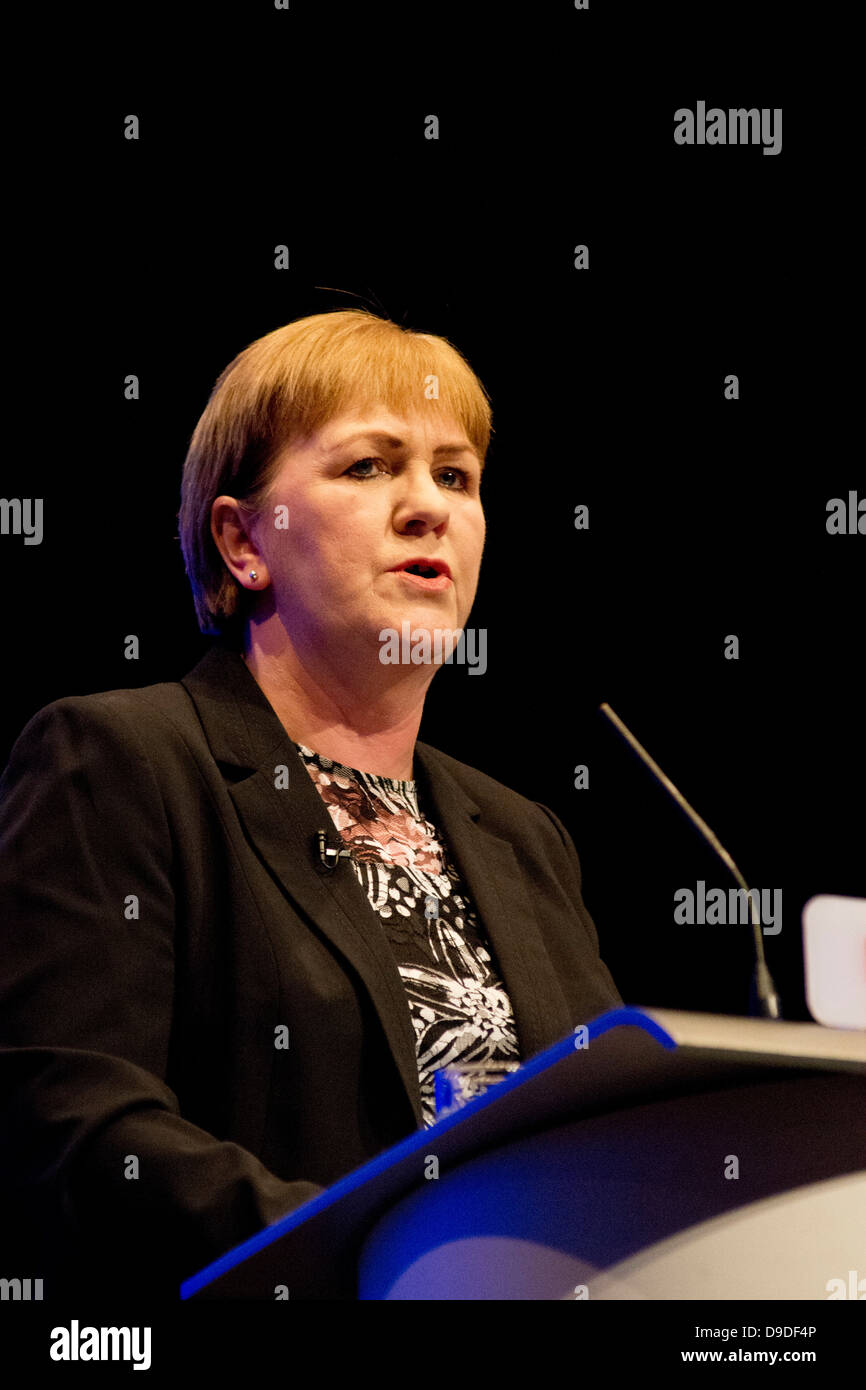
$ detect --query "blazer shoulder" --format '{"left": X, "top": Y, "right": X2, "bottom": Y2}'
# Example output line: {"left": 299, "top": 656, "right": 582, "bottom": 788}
{"left": 5, "top": 679, "right": 201, "bottom": 769}
{"left": 416, "top": 739, "right": 555, "bottom": 836}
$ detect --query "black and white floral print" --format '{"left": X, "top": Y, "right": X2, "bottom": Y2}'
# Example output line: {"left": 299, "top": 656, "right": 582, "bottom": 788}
{"left": 297, "top": 743, "right": 521, "bottom": 1125}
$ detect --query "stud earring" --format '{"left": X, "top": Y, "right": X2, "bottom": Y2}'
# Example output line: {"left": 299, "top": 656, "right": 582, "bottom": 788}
{"left": 248, "top": 570, "right": 258, "bottom": 582}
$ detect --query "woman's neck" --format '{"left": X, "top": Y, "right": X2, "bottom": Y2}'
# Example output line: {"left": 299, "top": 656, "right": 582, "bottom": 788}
{"left": 240, "top": 640, "right": 430, "bottom": 781}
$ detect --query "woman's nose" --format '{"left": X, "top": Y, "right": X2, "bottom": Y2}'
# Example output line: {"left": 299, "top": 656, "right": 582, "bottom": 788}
{"left": 395, "top": 464, "right": 449, "bottom": 518}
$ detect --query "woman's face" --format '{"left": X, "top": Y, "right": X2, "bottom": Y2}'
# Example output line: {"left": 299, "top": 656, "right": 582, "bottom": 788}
{"left": 247, "top": 404, "right": 486, "bottom": 665}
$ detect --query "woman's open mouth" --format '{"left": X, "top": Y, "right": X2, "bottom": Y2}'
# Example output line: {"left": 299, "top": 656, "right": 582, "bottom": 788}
{"left": 389, "top": 559, "right": 452, "bottom": 592}
{"left": 392, "top": 566, "right": 452, "bottom": 592}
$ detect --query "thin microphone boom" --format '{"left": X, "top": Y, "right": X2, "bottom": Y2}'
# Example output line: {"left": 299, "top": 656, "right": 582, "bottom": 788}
{"left": 599, "top": 702, "right": 782, "bottom": 1020}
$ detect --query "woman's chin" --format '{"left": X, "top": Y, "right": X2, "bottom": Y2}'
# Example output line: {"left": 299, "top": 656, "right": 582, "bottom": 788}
{"left": 373, "top": 612, "right": 464, "bottom": 669}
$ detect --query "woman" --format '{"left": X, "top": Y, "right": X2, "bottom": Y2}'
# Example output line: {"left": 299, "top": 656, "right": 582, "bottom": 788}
{"left": 0, "top": 309, "right": 621, "bottom": 1301}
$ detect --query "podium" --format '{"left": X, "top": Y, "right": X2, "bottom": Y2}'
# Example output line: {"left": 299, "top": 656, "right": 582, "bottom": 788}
{"left": 182, "top": 1008, "right": 866, "bottom": 1300}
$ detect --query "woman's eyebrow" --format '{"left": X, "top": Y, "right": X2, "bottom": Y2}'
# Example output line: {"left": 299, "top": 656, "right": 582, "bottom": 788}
{"left": 327, "top": 430, "right": 478, "bottom": 458}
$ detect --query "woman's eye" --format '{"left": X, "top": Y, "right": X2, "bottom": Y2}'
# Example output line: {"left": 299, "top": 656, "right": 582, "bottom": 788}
{"left": 345, "top": 457, "right": 385, "bottom": 479}
{"left": 437, "top": 468, "right": 469, "bottom": 490}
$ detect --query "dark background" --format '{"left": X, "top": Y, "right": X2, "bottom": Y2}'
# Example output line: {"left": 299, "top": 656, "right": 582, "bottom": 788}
{"left": 3, "top": 2, "right": 860, "bottom": 1023}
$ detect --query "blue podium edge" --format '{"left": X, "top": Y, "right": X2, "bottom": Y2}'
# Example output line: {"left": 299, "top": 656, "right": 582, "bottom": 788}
{"left": 180, "top": 1005, "right": 674, "bottom": 1297}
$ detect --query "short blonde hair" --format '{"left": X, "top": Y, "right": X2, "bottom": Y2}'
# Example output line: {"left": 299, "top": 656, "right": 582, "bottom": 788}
{"left": 178, "top": 309, "right": 493, "bottom": 638}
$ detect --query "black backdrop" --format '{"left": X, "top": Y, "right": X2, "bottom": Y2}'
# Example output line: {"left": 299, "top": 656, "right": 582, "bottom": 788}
{"left": 3, "top": 1, "right": 861, "bottom": 1027}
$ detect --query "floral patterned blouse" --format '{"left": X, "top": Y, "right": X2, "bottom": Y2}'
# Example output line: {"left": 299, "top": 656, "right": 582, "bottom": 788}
{"left": 296, "top": 742, "right": 521, "bottom": 1126}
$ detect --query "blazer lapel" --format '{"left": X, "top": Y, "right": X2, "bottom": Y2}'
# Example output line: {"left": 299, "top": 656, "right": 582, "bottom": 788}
{"left": 181, "top": 641, "right": 424, "bottom": 1126}
{"left": 412, "top": 743, "right": 576, "bottom": 1058}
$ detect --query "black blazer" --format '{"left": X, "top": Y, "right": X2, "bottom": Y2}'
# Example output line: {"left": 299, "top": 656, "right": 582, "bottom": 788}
{"left": 0, "top": 638, "right": 622, "bottom": 1300}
